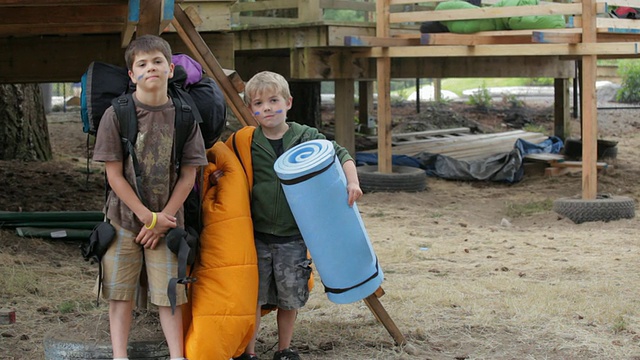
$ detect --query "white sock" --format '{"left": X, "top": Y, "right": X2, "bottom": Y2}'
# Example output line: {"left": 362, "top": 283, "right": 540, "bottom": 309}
{"left": 170, "top": 358, "right": 186, "bottom": 360}
{"left": 113, "top": 358, "right": 129, "bottom": 360}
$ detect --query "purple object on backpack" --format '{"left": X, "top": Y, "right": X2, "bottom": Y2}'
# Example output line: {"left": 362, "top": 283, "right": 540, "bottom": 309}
{"left": 172, "top": 54, "right": 203, "bottom": 88}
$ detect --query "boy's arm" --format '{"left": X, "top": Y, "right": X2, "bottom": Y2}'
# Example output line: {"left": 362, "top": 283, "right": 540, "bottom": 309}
{"left": 162, "top": 164, "right": 197, "bottom": 217}
{"left": 342, "top": 159, "right": 362, "bottom": 207}
{"left": 105, "top": 161, "right": 177, "bottom": 249}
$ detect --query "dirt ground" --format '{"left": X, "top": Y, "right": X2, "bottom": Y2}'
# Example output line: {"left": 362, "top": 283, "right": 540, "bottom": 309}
{"left": 2, "top": 95, "right": 640, "bottom": 360}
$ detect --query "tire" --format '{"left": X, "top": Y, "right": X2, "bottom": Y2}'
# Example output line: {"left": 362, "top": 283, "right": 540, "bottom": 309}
{"left": 553, "top": 195, "right": 635, "bottom": 224}
{"left": 43, "top": 337, "right": 169, "bottom": 359}
{"left": 357, "top": 165, "right": 427, "bottom": 193}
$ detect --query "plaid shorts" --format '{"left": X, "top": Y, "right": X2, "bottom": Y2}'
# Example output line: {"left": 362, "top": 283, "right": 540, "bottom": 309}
{"left": 97, "top": 222, "right": 186, "bottom": 307}
{"left": 255, "top": 237, "right": 312, "bottom": 310}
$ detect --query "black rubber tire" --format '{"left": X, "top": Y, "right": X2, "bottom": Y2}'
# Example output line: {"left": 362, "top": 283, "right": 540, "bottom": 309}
{"left": 43, "top": 337, "right": 169, "bottom": 359}
{"left": 553, "top": 195, "right": 635, "bottom": 224}
{"left": 357, "top": 165, "right": 427, "bottom": 193}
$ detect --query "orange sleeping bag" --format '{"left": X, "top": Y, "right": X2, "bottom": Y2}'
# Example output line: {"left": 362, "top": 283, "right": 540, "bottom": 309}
{"left": 182, "top": 140, "right": 258, "bottom": 360}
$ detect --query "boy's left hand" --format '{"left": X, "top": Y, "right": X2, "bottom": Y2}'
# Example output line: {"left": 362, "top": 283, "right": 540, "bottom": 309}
{"left": 136, "top": 212, "right": 177, "bottom": 249}
{"left": 346, "top": 183, "right": 363, "bottom": 207}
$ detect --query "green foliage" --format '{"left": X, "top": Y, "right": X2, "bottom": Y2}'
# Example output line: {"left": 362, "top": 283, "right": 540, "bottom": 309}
{"left": 527, "top": 77, "right": 553, "bottom": 86}
{"left": 616, "top": 60, "right": 640, "bottom": 104}
{"left": 323, "top": 9, "right": 364, "bottom": 22}
{"left": 467, "top": 83, "right": 492, "bottom": 109}
{"left": 502, "top": 93, "right": 524, "bottom": 108}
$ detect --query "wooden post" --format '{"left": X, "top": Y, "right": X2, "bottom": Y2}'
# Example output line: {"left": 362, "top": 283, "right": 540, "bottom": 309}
{"left": 581, "top": 0, "right": 598, "bottom": 199}
{"left": 376, "top": 0, "right": 392, "bottom": 173}
{"left": 298, "top": 0, "right": 321, "bottom": 22}
{"left": 335, "top": 79, "right": 355, "bottom": 156}
{"left": 358, "top": 81, "right": 374, "bottom": 135}
{"left": 433, "top": 78, "right": 442, "bottom": 102}
{"left": 553, "top": 78, "right": 571, "bottom": 141}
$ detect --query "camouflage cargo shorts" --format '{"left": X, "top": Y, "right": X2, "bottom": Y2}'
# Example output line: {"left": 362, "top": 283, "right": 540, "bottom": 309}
{"left": 255, "top": 237, "right": 312, "bottom": 310}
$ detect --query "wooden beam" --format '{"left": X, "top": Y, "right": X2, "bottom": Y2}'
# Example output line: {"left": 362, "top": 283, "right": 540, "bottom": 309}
{"left": 172, "top": 3, "right": 258, "bottom": 127}
{"left": 533, "top": 31, "right": 582, "bottom": 44}
{"left": 364, "top": 42, "right": 640, "bottom": 58}
{"left": 137, "top": 0, "right": 162, "bottom": 36}
{"left": 344, "top": 35, "right": 420, "bottom": 47}
{"left": 422, "top": 32, "right": 533, "bottom": 45}
{"left": 376, "top": 0, "right": 392, "bottom": 174}
{"left": 334, "top": 79, "right": 356, "bottom": 156}
{"left": 582, "top": 0, "right": 598, "bottom": 199}
{"left": 122, "top": 0, "right": 139, "bottom": 47}
{"left": 553, "top": 78, "right": 571, "bottom": 141}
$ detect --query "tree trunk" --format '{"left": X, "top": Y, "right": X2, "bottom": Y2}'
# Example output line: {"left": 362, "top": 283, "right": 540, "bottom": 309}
{"left": 0, "top": 84, "right": 52, "bottom": 161}
{"left": 289, "top": 81, "right": 321, "bottom": 128}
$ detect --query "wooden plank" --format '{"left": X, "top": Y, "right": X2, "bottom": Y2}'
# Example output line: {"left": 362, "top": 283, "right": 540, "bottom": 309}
{"left": 524, "top": 153, "right": 566, "bottom": 162}
{"left": 422, "top": 32, "right": 534, "bottom": 46}
{"left": 370, "top": 127, "right": 470, "bottom": 141}
{"left": 554, "top": 160, "right": 608, "bottom": 169}
{"left": 364, "top": 42, "right": 640, "bottom": 58}
{"left": 137, "top": 0, "right": 162, "bottom": 36}
{"left": 320, "top": 0, "right": 376, "bottom": 12}
{"left": 533, "top": 30, "right": 582, "bottom": 44}
{"left": 363, "top": 293, "right": 407, "bottom": 346}
{"left": 345, "top": 35, "right": 420, "bottom": 47}
{"left": 172, "top": 3, "right": 258, "bottom": 127}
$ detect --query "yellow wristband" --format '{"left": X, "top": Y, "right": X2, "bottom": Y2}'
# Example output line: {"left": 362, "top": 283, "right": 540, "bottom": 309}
{"left": 145, "top": 212, "right": 157, "bottom": 230}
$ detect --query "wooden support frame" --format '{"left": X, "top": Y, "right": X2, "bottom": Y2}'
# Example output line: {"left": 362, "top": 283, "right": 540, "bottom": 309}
{"left": 172, "top": 4, "right": 258, "bottom": 127}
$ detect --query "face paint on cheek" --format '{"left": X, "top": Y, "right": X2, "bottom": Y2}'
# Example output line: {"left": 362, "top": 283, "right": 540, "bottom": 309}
{"left": 254, "top": 111, "right": 261, "bottom": 116}
{"left": 275, "top": 109, "right": 283, "bottom": 114}
{"left": 137, "top": 74, "right": 144, "bottom": 81}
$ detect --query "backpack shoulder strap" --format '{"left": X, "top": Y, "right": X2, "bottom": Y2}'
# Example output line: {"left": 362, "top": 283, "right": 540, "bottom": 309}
{"left": 110, "top": 93, "right": 148, "bottom": 206}
{"left": 172, "top": 94, "right": 197, "bottom": 173}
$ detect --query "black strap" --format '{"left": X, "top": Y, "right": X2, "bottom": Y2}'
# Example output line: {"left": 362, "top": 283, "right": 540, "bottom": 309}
{"left": 111, "top": 94, "right": 148, "bottom": 207}
{"left": 322, "top": 257, "right": 380, "bottom": 295}
{"left": 231, "top": 132, "right": 249, "bottom": 180}
{"left": 278, "top": 157, "right": 336, "bottom": 186}
{"left": 167, "top": 238, "right": 197, "bottom": 314}
{"left": 95, "top": 262, "right": 103, "bottom": 307}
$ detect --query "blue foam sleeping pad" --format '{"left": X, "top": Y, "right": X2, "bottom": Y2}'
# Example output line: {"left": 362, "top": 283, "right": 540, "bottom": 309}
{"left": 274, "top": 140, "right": 384, "bottom": 304}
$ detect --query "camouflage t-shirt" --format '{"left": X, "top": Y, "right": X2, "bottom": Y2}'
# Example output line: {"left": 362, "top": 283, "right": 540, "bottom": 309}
{"left": 93, "top": 93, "right": 207, "bottom": 233}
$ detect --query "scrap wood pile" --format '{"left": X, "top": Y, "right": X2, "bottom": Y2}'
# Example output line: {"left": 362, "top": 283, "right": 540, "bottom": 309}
{"left": 364, "top": 127, "right": 548, "bottom": 160}
{"left": 0, "top": 211, "right": 103, "bottom": 240}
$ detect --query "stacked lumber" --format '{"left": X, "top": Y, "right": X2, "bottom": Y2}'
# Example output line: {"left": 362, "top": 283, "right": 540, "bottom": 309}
{"left": 523, "top": 153, "right": 610, "bottom": 176}
{"left": 362, "top": 128, "right": 548, "bottom": 160}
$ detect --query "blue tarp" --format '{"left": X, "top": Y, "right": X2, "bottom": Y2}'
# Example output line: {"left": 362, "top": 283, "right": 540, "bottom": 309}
{"left": 356, "top": 136, "right": 563, "bottom": 183}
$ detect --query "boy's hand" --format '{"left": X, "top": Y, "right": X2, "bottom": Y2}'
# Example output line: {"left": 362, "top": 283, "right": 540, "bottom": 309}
{"left": 135, "top": 212, "right": 177, "bottom": 249}
{"left": 346, "top": 183, "right": 363, "bottom": 207}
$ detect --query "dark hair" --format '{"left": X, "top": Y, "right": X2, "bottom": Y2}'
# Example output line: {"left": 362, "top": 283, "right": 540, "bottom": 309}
{"left": 124, "top": 35, "right": 172, "bottom": 70}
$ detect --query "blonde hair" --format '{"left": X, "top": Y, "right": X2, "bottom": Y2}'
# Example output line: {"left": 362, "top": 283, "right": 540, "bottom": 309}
{"left": 244, "top": 71, "right": 291, "bottom": 105}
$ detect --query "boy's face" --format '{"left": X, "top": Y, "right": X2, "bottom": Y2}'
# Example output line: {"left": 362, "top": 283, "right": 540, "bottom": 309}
{"left": 248, "top": 88, "right": 292, "bottom": 130}
{"left": 128, "top": 50, "right": 174, "bottom": 93}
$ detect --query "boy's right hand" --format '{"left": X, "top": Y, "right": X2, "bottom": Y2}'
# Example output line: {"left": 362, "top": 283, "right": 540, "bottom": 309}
{"left": 136, "top": 212, "right": 177, "bottom": 249}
